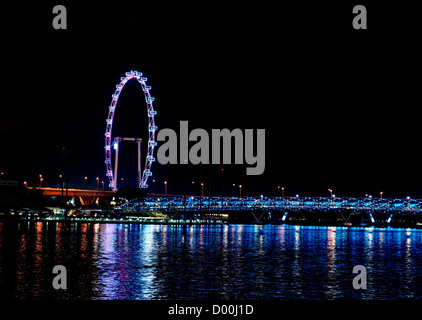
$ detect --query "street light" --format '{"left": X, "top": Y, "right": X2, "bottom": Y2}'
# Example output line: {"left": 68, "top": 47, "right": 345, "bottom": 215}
{"left": 96, "top": 177, "right": 99, "bottom": 190}
{"left": 278, "top": 185, "right": 285, "bottom": 198}
{"left": 164, "top": 181, "right": 167, "bottom": 196}
{"left": 380, "top": 191, "right": 383, "bottom": 199}
{"left": 39, "top": 174, "right": 43, "bottom": 188}
{"left": 239, "top": 185, "right": 242, "bottom": 199}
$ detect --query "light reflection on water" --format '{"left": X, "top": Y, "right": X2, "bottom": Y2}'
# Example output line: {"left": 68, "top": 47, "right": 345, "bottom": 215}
{"left": 0, "top": 222, "right": 421, "bottom": 300}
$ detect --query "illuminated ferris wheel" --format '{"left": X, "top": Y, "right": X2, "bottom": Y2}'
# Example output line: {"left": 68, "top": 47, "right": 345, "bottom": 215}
{"left": 105, "top": 70, "right": 157, "bottom": 191}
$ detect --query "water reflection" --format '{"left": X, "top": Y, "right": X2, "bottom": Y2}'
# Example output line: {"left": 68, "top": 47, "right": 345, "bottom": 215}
{"left": 0, "top": 222, "right": 421, "bottom": 300}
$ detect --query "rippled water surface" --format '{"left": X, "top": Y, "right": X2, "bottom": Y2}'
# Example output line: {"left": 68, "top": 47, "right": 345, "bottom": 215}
{"left": 0, "top": 222, "right": 421, "bottom": 299}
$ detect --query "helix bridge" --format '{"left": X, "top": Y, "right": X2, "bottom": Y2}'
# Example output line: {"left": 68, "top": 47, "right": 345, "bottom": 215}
{"left": 119, "top": 195, "right": 422, "bottom": 212}
{"left": 114, "top": 195, "right": 422, "bottom": 227}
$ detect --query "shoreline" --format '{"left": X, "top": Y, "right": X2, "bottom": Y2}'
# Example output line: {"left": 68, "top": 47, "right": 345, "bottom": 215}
{"left": 1, "top": 215, "right": 422, "bottom": 231}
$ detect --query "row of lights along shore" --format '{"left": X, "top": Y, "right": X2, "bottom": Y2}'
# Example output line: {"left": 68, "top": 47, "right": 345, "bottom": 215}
{"left": 3, "top": 172, "right": 415, "bottom": 200}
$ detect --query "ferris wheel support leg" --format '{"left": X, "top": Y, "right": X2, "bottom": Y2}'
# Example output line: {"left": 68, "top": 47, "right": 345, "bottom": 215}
{"left": 114, "top": 141, "right": 119, "bottom": 192}
{"left": 137, "top": 140, "right": 142, "bottom": 189}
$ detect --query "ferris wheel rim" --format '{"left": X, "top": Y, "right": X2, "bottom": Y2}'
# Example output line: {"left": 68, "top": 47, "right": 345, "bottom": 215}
{"left": 104, "top": 70, "right": 157, "bottom": 190}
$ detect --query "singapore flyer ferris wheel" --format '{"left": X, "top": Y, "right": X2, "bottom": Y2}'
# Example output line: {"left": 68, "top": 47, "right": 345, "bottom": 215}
{"left": 105, "top": 70, "right": 157, "bottom": 191}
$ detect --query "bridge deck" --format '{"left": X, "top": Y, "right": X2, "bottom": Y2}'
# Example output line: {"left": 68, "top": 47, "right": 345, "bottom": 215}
{"left": 119, "top": 195, "right": 422, "bottom": 214}
{"left": 39, "top": 187, "right": 116, "bottom": 197}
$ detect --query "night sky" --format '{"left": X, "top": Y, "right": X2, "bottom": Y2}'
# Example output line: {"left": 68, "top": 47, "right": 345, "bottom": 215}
{"left": 1, "top": 2, "right": 421, "bottom": 198}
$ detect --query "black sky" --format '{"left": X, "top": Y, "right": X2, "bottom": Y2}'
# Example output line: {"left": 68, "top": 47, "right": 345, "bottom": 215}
{"left": 1, "top": 2, "right": 421, "bottom": 198}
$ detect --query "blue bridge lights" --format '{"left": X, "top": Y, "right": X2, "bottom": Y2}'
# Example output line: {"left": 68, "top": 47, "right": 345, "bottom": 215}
{"left": 117, "top": 195, "right": 422, "bottom": 216}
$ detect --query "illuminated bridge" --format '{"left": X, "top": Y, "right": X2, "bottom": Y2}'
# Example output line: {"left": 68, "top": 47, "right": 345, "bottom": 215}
{"left": 40, "top": 187, "right": 115, "bottom": 206}
{"left": 121, "top": 195, "right": 422, "bottom": 212}
{"left": 114, "top": 195, "right": 422, "bottom": 227}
